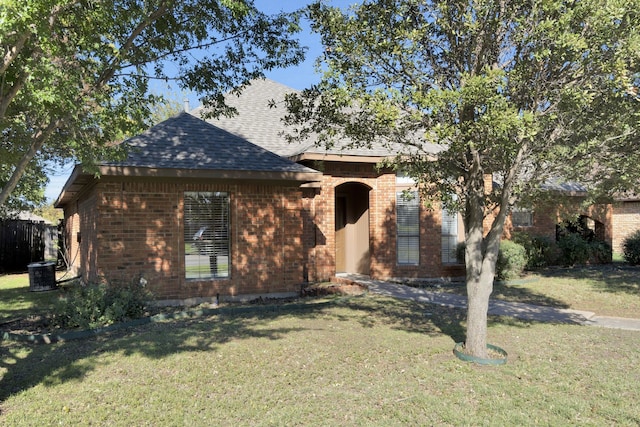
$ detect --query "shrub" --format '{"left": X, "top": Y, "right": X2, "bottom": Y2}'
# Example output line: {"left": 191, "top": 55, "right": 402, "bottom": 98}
{"left": 54, "top": 280, "right": 150, "bottom": 329}
{"left": 495, "top": 240, "right": 527, "bottom": 281}
{"left": 511, "top": 232, "right": 558, "bottom": 269}
{"left": 455, "top": 240, "right": 527, "bottom": 281}
{"left": 589, "top": 240, "right": 612, "bottom": 264}
{"left": 557, "top": 233, "right": 591, "bottom": 266}
{"left": 558, "top": 233, "right": 590, "bottom": 266}
{"left": 623, "top": 230, "right": 640, "bottom": 265}
{"left": 556, "top": 233, "right": 612, "bottom": 266}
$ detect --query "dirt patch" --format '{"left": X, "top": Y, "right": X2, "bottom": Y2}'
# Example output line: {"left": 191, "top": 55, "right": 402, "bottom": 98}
{"left": 1, "top": 315, "right": 53, "bottom": 336}
{"left": 301, "top": 282, "right": 367, "bottom": 297}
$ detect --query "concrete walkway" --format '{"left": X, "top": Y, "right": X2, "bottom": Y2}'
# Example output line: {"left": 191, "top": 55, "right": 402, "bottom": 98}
{"left": 339, "top": 274, "right": 640, "bottom": 331}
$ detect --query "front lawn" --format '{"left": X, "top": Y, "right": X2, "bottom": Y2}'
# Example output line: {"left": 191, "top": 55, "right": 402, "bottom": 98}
{"left": 439, "top": 264, "right": 640, "bottom": 318}
{"left": 1, "top": 269, "right": 639, "bottom": 425}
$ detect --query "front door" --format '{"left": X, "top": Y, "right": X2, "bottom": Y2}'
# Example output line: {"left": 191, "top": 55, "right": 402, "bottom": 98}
{"left": 335, "top": 196, "right": 347, "bottom": 272}
{"left": 335, "top": 183, "right": 370, "bottom": 275}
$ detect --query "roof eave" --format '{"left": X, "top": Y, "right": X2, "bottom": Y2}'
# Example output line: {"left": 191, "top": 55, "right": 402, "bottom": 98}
{"left": 55, "top": 165, "right": 322, "bottom": 207}
{"left": 97, "top": 165, "right": 321, "bottom": 182}
{"left": 289, "top": 152, "right": 390, "bottom": 164}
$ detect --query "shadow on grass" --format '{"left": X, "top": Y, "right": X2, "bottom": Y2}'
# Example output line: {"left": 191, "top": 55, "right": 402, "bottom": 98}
{"left": 0, "top": 304, "right": 322, "bottom": 403}
{"left": 0, "top": 276, "right": 60, "bottom": 322}
{"left": 331, "top": 296, "right": 468, "bottom": 344}
{"left": 437, "top": 280, "right": 571, "bottom": 309}
{"left": 536, "top": 263, "right": 640, "bottom": 297}
{"left": 0, "top": 288, "right": 586, "bottom": 407}
{"left": 0, "top": 295, "right": 480, "bottom": 403}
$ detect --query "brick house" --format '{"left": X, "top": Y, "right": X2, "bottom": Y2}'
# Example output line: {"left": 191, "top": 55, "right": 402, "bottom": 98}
{"left": 56, "top": 79, "right": 469, "bottom": 302}
{"left": 503, "top": 182, "right": 613, "bottom": 248}
{"left": 503, "top": 181, "right": 640, "bottom": 257}
{"left": 56, "top": 79, "right": 637, "bottom": 302}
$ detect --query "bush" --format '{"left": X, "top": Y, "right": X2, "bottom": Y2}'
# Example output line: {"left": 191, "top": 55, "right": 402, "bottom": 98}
{"left": 511, "top": 233, "right": 558, "bottom": 269}
{"left": 557, "top": 233, "right": 612, "bottom": 266}
{"left": 589, "top": 240, "right": 612, "bottom": 264}
{"left": 623, "top": 230, "right": 640, "bottom": 265}
{"left": 455, "top": 240, "right": 527, "bottom": 281}
{"left": 495, "top": 240, "right": 527, "bottom": 281}
{"left": 54, "top": 280, "right": 150, "bottom": 329}
{"left": 557, "top": 233, "right": 591, "bottom": 266}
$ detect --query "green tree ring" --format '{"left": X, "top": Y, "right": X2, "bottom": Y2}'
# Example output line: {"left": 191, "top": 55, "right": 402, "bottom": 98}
{"left": 453, "top": 342, "right": 508, "bottom": 365}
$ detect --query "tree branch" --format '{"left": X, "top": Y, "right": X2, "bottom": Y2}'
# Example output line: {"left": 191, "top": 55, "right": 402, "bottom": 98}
{"left": 0, "top": 116, "right": 65, "bottom": 206}
{"left": 1, "top": 30, "right": 31, "bottom": 75}
{"left": 0, "top": 72, "right": 28, "bottom": 119}
{"left": 95, "top": 2, "right": 172, "bottom": 90}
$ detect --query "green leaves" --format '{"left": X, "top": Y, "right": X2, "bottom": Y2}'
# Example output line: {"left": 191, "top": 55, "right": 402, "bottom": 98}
{"left": 284, "top": 0, "right": 640, "bottom": 359}
{"left": 1, "top": 0, "right": 306, "bottom": 207}
{"left": 287, "top": 0, "right": 640, "bottom": 204}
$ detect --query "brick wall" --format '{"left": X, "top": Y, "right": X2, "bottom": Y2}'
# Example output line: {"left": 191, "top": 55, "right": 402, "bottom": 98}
{"left": 65, "top": 178, "right": 309, "bottom": 300}
{"left": 612, "top": 201, "right": 640, "bottom": 254}
{"left": 504, "top": 198, "right": 614, "bottom": 248}
{"left": 63, "top": 167, "right": 630, "bottom": 301}
{"left": 306, "top": 161, "right": 465, "bottom": 281}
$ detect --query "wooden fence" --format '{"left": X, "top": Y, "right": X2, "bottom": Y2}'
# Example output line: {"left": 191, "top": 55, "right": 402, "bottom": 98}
{"left": 0, "top": 219, "right": 59, "bottom": 273}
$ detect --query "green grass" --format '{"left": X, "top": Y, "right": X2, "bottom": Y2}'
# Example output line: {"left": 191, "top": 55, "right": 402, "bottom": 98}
{"left": 0, "top": 273, "right": 61, "bottom": 323}
{"left": 1, "top": 297, "right": 639, "bottom": 425}
{"left": 1, "top": 269, "right": 640, "bottom": 425}
{"left": 440, "top": 264, "right": 640, "bottom": 318}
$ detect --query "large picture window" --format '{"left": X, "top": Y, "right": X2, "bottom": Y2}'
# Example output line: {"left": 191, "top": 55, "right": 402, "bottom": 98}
{"left": 184, "top": 192, "right": 230, "bottom": 280}
{"left": 397, "top": 191, "right": 420, "bottom": 265}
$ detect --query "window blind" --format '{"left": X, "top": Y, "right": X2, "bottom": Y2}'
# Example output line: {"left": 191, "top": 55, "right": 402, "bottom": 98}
{"left": 441, "top": 207, "right": 459, "bottom": 264}
{"left": 397, "top": 191, "right": 420, "bottom": 264}
{"left": 184, "top": 192, "right": 230, "bottom": 279}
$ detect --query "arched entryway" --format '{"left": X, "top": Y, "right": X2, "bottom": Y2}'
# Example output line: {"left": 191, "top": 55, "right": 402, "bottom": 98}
{"left": 335, "top": 182, "right": 371, "bottom": 275}
{"left": 556, "top": 215, "right": 605, "bottom": 242}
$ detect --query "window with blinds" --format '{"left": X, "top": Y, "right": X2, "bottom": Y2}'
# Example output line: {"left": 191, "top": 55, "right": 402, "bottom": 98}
{"left": 441, "top": 206, "right": 459, "bottom": 264}
{"left": 184, "top": 192, "right": 230, "bottom": 280}
{"left": 397, "top": 191, "right": 420, "bottom": 265}
{"left": 512, "top": 208, "right": 534, "bottom": 227}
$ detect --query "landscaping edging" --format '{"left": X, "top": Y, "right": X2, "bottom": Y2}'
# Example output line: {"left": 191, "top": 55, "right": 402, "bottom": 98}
{"left": 453, "top": 342, "right": 508, "bottom": 365}
{"left": 1, "top": 299, "right": 338, "bottom": 345}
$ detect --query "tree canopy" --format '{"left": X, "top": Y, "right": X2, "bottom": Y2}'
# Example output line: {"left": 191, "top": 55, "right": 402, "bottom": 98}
{"left": 0, "top": 0, "right": 305, "bottom": 212}
{"left": 284, "top": 0, "right": 640, "bottom": 357}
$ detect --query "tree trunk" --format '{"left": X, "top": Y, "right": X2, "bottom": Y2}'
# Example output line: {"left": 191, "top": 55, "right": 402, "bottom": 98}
{"left": 462, "top": 160, "right": 501, "bottom": 358}
{"left": 465, "top": 257, "right": 496, "bottom": 358}
{"left": 464, "top": 201, "right": 497, "bottom": 359}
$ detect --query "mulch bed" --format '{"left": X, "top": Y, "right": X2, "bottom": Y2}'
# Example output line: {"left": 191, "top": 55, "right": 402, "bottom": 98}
{"left": 1, "top": 315, "right": 53, "bottom": 336}
{"left": 300, "top": 282, "right": 367, "bottom": 297}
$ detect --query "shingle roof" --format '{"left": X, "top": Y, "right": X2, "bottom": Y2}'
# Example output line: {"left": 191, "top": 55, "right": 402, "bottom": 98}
{"left": 104, "top": 111, "right": 318, "bottom": 175}
{"left": 540, "top": 178, "right": 588, "bottom": 194}
{"left": 192, "top": 78, "right": 443, "bottom": 160}
{"left": 192, "top": 79, "right": 311, "bottom": 158}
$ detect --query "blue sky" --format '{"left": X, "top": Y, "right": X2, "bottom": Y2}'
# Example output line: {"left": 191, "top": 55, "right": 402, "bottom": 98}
{"left": 46, "top": 0, "right": 354, "bottom": 202}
